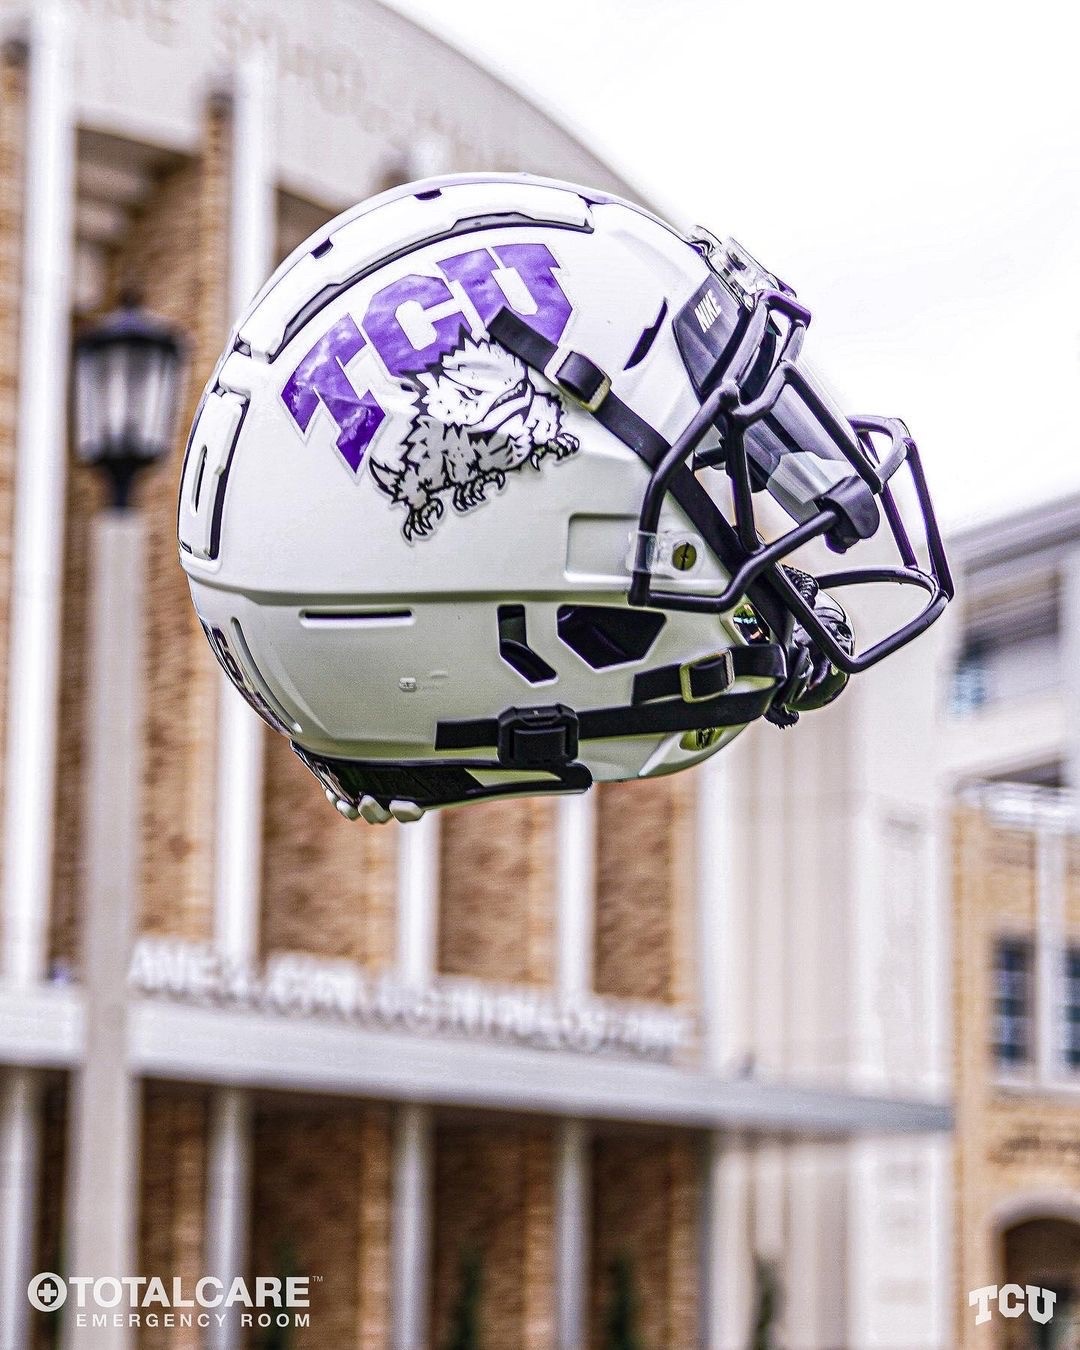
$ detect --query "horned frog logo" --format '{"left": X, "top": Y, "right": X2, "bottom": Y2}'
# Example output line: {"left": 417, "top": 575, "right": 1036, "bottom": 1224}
{"left": 369, "top": 335, "right": 579, "bottom": 540}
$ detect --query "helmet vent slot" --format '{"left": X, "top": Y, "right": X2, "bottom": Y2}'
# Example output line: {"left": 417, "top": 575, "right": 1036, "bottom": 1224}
{"left": 176, "top": 389, "right": 247, "bottom": 562}
{"left": 624, "top": 299, "right": 668, "bottom": 371}
{"left": 300, "top": 608, "right": 413, "bottom": 626}
{"left": 497, "top": 605, "right": 557, "bottom": 684}
{"left": 556, "top": 605, "right": 665, "bottom": 669}
{"left": 191, "top": 446, "right": 208, "bottom": 511}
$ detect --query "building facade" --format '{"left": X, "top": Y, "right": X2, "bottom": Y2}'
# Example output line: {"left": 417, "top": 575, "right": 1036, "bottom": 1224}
{"left": 947, "top": 502, "right": 1080, "bottom": 1348}
{"left": 953, "top": 786, "right": 1080, "bottom": 1349}
{"left": 945, "top": 495, "right": 1080, "bottom": 794}
{"left": 0, "top": 2, "right": 951, "bottom": 1347}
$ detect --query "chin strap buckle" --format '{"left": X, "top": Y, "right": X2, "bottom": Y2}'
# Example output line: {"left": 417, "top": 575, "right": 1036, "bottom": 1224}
{"left": 546, "top": 347, "right": 611, "bottom": 413}
{"left": 677, "top": 650, "right": 736, "bottom": 704}
{"left": 497, "top": 704, "right": 580, "bottom": 768}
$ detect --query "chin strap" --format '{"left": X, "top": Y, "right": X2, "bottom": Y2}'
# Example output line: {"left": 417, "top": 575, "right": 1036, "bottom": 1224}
{"left": 488, "top": 308, "right": 669, "bottom": 463}
{"left": 434, "top": 642, "right": 787, "bottom": 763}
{"left": 312, "top": 314, "right": 857, "bottom": 821}
{"left": 298, "top": 640, "right": 788, "bottom": 823}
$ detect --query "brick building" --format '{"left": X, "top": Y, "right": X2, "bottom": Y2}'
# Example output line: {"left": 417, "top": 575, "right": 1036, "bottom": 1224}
{"left": 0, "top": 2, "right": 951, "bottom": 1347}
{"left": 947, "top": 503, "right": 1080, "bottom": 1347}
{"left": 953, "top": 788, "right": 1080, "bottom": 1349}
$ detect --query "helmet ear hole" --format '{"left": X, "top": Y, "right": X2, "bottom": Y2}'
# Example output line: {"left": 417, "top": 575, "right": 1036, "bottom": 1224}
{"left": 497, "top": 605, "right": 557, "bottom": 684}
{"left": 556, "top": 605, "right": 665, "bottom": 669}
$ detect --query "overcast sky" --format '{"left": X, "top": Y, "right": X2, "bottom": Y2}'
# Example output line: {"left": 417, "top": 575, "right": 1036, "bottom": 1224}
{"left": 384, "top": 0, "right": 1079, "bottom": 529}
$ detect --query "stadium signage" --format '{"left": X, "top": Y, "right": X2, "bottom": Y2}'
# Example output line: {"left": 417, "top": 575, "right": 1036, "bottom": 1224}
{"left": 128, "top": 938, "right": 693, "bottom": 1063}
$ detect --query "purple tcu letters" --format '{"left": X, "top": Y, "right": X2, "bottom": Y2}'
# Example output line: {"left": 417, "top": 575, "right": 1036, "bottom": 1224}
{"left": 280, "top": 243, "right": 571, "bottom": 472}
{"left": 280, "top": 315, "right": 385, "bottom": 473}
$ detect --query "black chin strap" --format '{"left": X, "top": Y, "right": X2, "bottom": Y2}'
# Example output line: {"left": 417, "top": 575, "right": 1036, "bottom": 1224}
{"left": 489, "top": 308, "right": 670, "bottom": 463}
{"left": 430, "top": 309, "right": 792, "bottom": 772}
{"left": 488, "top": 307, "right": 788, "bottom": 633}
{"left": 304, "top": 313, "right": 796, "bottom": 813}
{"left": 436, "top": 628, "right": 787, "bottom": 762}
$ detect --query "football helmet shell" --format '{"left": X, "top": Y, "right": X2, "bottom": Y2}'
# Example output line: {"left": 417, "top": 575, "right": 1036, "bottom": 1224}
{"left": 178, "top": 173, "right": 951, "bottom": 820}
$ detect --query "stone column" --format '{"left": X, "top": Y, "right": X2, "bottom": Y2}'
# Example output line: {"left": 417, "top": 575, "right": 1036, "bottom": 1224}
{"left": 63, "top": 514, "right": 145, "bottom": 1350}
{"left": 705, "top": 1134, "right": 755, "bottom": 1350}
{"left": 556, "top": 793, "right": 595, "bottom": 997}
{"left": 205, "top": 1087, "right": 253, "bottom": 1350}
{"left": 206, "top": 47, "right": 276, "bottom": 1350}
{"left": 0, "top": 0, "right": 74, "bottom": 987}
{"left": 397, "top": 814, "right": 440, "bottom": 985}
{"left": 212, "top": 43, "right": 273, "bottom": 976}
{"left": 392, "top": 809, "right": 439, "bottom": 1349}
{"left": 696, "top": 753, "right": 757, "bottom": 1348}
{"left": 553, "top": 794, "right": 593, "bottom": 1350}
{"left": 0, "top": 31, "right": 51, "bottom": 1350}
{"left": 553, "top": 788, "right": 594, "bottom": 1350}
{"left": 554, "top": 1118, "right": 588, "bottom": 1350}
{"left": 1061, "top": 547, "right": 1080, "bottom": 797}
{"left": 0, "top": 1068, "right": 42, "bottom": 1350}
{"left": 788, "top": 1141, "right": 849, "bottom": 1350}
{"left": 696, "top": 753, "right": 748, "bottom": 1072}
{"left": 753, "top": 1142, "right": 788, "bottom": 1338}
{"left": 1035, "top": 818, "right": 1066, "bottom": 1086}
{"left": 391, "top": 1102, "right": 433, "bottom": 1350}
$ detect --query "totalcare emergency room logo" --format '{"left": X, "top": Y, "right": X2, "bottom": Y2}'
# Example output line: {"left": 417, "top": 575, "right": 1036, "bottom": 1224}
{"left": 27, "top": 1271, "right": 312, "bottom": 1331}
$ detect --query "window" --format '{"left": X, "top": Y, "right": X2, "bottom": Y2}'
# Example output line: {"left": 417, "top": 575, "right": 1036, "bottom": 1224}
{"left": 1065, "top": 948, "right": 1080, "bottom": 1071}
{"left": 950, "top": 645, "right": 989, "bottom": 716}
{"left": 949, "top": 577, "right": 1061, "bottom": 717}
{"left": 992, "top": 938, "right": 1033, "bottom": 1068}
{"left": 950, "top": 631, "right": 1061, "bottom": 716}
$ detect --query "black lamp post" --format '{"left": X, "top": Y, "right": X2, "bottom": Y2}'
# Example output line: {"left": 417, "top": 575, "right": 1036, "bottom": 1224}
{"left": 72, "top": 298, "right": 185, "bottom": 508}
{"left": 64, "top": 298, "right": 186, "bottom": 1307}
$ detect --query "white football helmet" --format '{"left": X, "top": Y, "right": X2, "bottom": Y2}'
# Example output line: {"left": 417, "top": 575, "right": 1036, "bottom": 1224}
{"left": 178, "top": 174, "right": 951, "bottom": 822}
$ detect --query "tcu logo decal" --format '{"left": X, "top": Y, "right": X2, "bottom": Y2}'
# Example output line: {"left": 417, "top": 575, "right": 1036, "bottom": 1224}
{"left": 969, "top": 1283, "right": 1057, "bottom": 1328}
{"left": 281, "top": 244, "right": 571, "bottom": 476}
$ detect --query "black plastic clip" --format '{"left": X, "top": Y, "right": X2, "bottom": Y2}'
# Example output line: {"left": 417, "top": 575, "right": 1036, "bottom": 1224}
{"left": 496, "top": 704, "right": 580, "bottom": 768}
{"left": 547, "top": 349, "right": 610, "bottom": 412}
{"left": 819, "top": 475, "right": 881, "bottom": 553}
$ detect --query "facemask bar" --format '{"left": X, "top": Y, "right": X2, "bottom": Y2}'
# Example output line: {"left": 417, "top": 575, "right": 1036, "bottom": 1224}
{"left": 628, "top": 284, "right": 954, "bottom": 674}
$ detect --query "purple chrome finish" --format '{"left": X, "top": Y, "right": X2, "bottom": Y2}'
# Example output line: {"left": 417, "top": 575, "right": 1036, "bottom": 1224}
{"left": 439, "top": 243, "right": 572, "bottom": 345}
{"left": 281, "top": 315, "right": 386, "bottom": 472}
{"left": 364, "top": 273, "right": 469, "bottom": 379}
